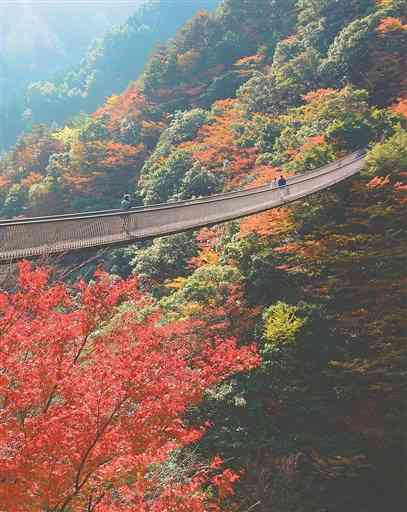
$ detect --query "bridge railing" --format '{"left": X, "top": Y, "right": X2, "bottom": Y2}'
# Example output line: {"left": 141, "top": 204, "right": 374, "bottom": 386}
{"left": 0, "top": 151, "right": 365, "bottom": 263}
{"left": 0, "top": 150, "right": 365, "bottom": 226}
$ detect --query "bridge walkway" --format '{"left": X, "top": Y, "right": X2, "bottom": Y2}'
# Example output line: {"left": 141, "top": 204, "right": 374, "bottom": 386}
{"left": 0, "top": 152, "right": 365, "bottom": 263}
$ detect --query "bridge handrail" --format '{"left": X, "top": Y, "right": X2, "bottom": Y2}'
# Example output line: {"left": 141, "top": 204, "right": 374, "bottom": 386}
{"left": 0, "top": 152, "right": 366, "bottom": 263}
{"left": 0, "top": 150, "right": 365, "bottom": 227}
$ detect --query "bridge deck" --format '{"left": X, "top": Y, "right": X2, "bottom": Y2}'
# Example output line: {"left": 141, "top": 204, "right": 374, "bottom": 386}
{"left": 0, "top": 152, "right": 365, "bottom": 263}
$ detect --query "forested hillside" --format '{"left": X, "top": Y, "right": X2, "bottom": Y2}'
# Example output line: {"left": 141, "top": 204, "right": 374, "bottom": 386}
{"left": 0, "top": 0, "right": 219, "bottom": 151}
{"left": 0, "top": 1, "right": 406, "bottom": 510}
{"left": 25, "top": 0, "right": 220, "bottom": 126}
{"left": 0, "top": 0, "right": 139, "bottom": 151}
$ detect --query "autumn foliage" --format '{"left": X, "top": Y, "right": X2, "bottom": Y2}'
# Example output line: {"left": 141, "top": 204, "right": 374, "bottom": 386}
{"left": 376, "top": 16, "right": 407, "bottom": 34}
{"left": 1, "top": 1, "right": 407, "bottom": 509}
{"left": 179, "top": 100, "right": 260, "bottom": 188}
{"left": 0, "top": 262, "right": 259, "bottom": 511}
{"left": 239, "top": 207, "right": 294, "bottom": 238}
{"left": 302, "top": 89, "right": 336, "bottom": 103}
{"left": 93, "top": 87, "right": 147, "bottom": 134}
{"left": 391, "top": 96, "right": 407, "bottom": 118}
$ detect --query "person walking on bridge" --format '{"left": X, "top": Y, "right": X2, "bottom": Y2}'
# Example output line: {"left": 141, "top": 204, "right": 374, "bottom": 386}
{"left": 121, "top": 194, "right": 132, "bottom": 210}
{"left": 120, "top": 194, "right": 133, "bottom": 238}
{"left": 277, "top": 174, "right": 289, "bottom": 198}
{"left": 270, "top": 176, "right": 278, "bottom": 189}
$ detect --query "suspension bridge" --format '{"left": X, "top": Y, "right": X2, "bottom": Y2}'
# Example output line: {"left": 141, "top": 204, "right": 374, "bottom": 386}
{"left": 0, "top": 151, "right": 365, "bottom": 264}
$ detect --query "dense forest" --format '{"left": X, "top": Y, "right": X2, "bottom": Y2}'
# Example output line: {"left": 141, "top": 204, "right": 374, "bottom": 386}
{"left": 0, "top": 0, "right": 219, "bottom": 151}
{"left": 0, "top": 0, "right": 139, "bottom": 151}
{"left": 0, "top": 0, "right": 406, "bottom": 510}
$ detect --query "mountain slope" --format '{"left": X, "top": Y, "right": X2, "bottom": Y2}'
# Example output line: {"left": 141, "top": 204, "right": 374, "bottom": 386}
{"left": 24, "top": 1, "right": 220, "bottom": 127}
{"left": 0, "top": 2, "right": 406, "bottom": 509}
{"left": 0, "top": 0, "right": 141, "bottom": 150}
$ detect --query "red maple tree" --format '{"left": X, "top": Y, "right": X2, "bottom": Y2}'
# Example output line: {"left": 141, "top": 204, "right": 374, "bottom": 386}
{"left": 0, "top": 262, "right": 259, "bottom": 511}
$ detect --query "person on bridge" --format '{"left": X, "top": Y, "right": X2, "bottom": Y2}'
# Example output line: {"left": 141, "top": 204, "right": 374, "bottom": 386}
{"left": 121, "top": 194, "right": 132, "bottom": 210}
{"left": 270, "top": 176, "right": 278, "bottom": 189}
{"left": 278, "top": 174, "right": 289, "bottom": 198}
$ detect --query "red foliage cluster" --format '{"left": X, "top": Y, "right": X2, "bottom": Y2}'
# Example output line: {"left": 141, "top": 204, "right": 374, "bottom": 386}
{"left": 99, "top": 142, "right": 145, "bottom": 169}
{"left": 244, "top": 165, "right": 280, "bottom": 189}
{"left": 20, "top": 172, "right": 44, "bottom": 189}
{"left": 376, "top": 17, "right": 407, "bottom": 33}
{"left": 180, "top": 99, "right": 260, "bottom": 188}
{"left": 234, "top": 53, "right": 265, "bottom": 76}
{"left": 188, "top": 246, "right": 220, "bottom": 269}
{"left": 367, "top": 175, "right": 390, "bottom": 188}
{"left": 239, "top": 207, "right": 294, "bottom": 238}
{"left": 281, "top": 34, "right": 298, "bottom": 44}
{"left": 0, "top": 263, "right": 259, "bottom": 511}
{"left": 302, "top": 89, "right": 336, "bottom": 103}
{"left": 304, "top": 135, "right": 326, "bottom": 146}
{"left": 12, "top": 135, "right": 63, "bottom": 176}
{"left": 195, "top": 227, "right": 224, "bottom": 250}
{"left": 93, "top": 86, "right": 147, "bottom": 133}
{"left": 391, "top": 96, "right": 407, "bottom": 118}
{"left": 0, "top": 175, "right": 11, "bottom": 192}
{"left": 188, "top": 227, "right": 225, "bottom": 268}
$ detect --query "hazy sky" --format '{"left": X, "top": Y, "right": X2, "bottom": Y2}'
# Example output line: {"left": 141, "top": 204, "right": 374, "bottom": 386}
{"left": 0, "top": 0, "right": 142, "bottom": 77}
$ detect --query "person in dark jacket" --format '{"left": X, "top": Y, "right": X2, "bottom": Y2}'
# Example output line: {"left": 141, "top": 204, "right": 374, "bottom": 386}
{"left": 277, "top": 175, "right": 287, "bottom": 187}
{"left": 121, "top": 194, "right": 132, "bottom": 210}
